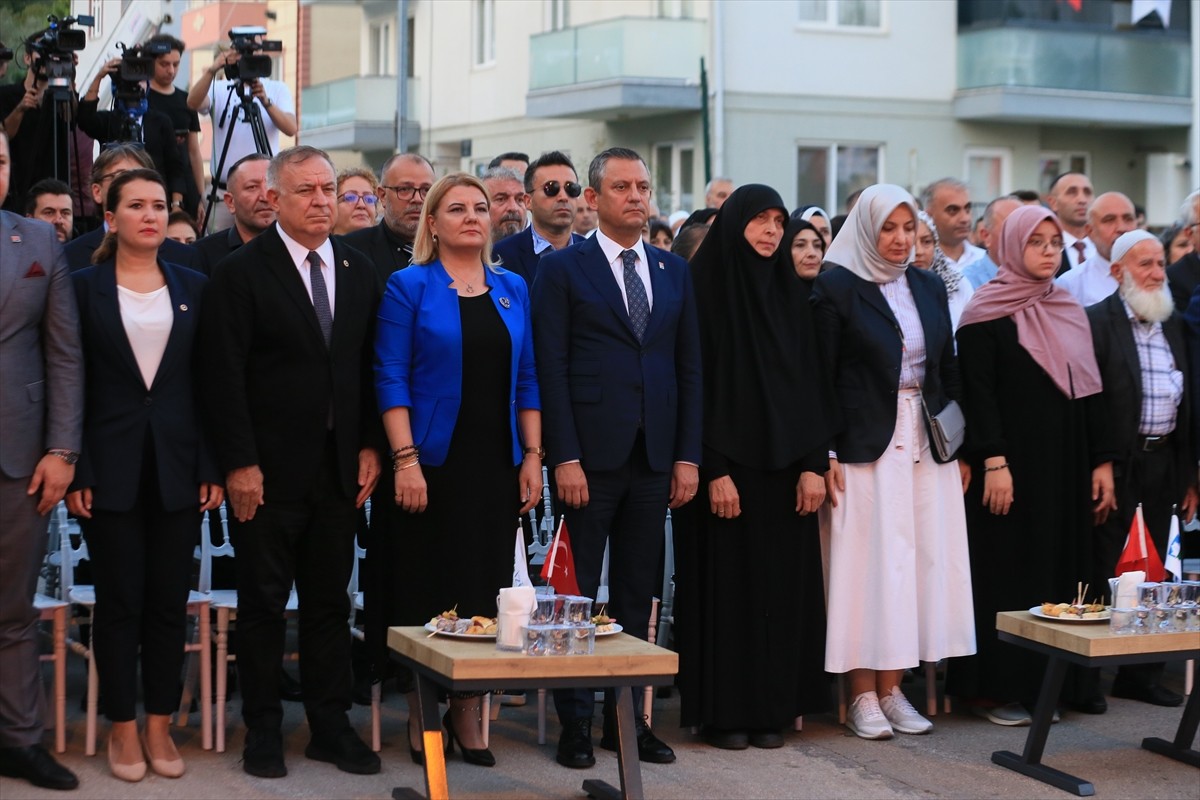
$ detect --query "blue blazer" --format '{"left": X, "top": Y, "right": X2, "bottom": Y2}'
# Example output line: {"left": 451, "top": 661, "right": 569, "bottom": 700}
{"left": 811, "top": 264, "right": 960, "bottom": 464}
{"left": 374, "top": 260, "right": 539, "bottom": 466}
{"left": 531, "top": 235, "right": 702, "bottom": 473}
{"left": 70, "top": 258, "right": 219, "bottom": 512}
{"left": 492, "top": 226, "right": 586, "bottom": 286}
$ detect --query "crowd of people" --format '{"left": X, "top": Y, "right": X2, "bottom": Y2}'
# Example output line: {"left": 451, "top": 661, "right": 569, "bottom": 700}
{"left": 1, "top": 29, "right": 1200, "bottom": 795}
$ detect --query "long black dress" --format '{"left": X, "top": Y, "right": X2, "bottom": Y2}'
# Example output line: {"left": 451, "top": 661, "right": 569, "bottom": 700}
{"left": 367, "top": 293, "right": 519, "bottom": 670}
{"left": 947, "top": 316, "right": 1110, "bottom": 707}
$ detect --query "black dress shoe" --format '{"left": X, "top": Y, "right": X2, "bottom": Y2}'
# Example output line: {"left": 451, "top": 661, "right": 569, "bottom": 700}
{"left": 442, "top": 710, "right": 495, "bottom": 767}
{"left": 0, "top": 744, "right": 79, "bottom": 790}
{"left": 748, "top": 729, "right": 785, "bottom": 749}
{"left": 305, "top": 728, "right": 380, "bottom": 775}
{"left": 279, "top": 668, "right": 303, "bottom": 703}
{"left": 1064, "top": 692, "right": 1108, "bottom": 715}
{"left": 1111, "top": 679, "right": 1184, "bottom": 707}
{"left": 702, "top": 727, "right": 749, "bottom": 750}
{"left": 243, "top": 728, "right": 287, "bottom": 778}
{"left": 600, "top": 715, "right": 676, "bottom": 764}
{"left": 556, "top": 717, "right": 595, "bottom": 769}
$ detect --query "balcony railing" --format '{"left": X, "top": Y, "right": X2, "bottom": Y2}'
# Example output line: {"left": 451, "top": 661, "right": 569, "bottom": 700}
{"left": 529, "top": 17, "right": 705, "bottom": 91}
{"left": 301, "top": 75, "right": 420, "bottom": 131}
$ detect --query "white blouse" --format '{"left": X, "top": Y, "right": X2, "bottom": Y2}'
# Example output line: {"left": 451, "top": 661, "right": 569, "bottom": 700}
{"left": 118, "top": 284, "right": 173, "bottom": 389}
{"left": 879, "top": 275, "right": 926, "bottom": 390}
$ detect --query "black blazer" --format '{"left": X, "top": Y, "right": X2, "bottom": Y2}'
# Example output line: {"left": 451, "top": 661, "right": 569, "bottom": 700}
{"left": 70, "top": 259, "right": 218, "bottom": 512}
{"left": 1086, "top": 292, "right": 1192, "bottom": 484}
{"left": 192, "top": 225, "right": 247, "bottom": 277}
{"left": 811, "top": 265, "right": 960, "bottom": 464}
{"left": 340, "top": 223, "right": 412, "bottom": 290}
{"left": 492, "top": 226, "right": 585, "bottom": 286}
{"left": 198, "top": 225, "right": 382, "bottom": 502}
{"left": 66, "top": 226, "right": 196, "bottom": 273}
{"left": 1167, "top": 252, "right": 1200, "bottom": 313}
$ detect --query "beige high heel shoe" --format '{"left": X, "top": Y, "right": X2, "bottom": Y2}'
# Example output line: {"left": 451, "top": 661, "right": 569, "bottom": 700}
{"left": 140, "top": 729, "right": 185, "bottom": 778}
{"left": 107, "top": 730, "right": 146, "bottom": 782}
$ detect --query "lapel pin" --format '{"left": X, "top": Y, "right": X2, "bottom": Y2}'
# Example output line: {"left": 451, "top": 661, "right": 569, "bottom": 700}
{"left": 10, "top": 235, "right": 21, "bottom": 243}
{"left": 499, "top": 296, "right": 511, "bottom": 309}
{"left": 658, "top": 261, "right": 664, "bottom": 270}
{"left": 342, "top": 259, "right": 349, "bottom": 267}
{"left": 179, "top": 304, "right": 188, "bottom": 312}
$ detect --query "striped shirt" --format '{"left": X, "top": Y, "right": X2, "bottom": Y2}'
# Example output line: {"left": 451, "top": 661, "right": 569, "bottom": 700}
{"left": 1123, "top": 299, "right": 1182, "bottom": 436}
{"left": 880, "top": 275, "right": 926, "bottom": 390}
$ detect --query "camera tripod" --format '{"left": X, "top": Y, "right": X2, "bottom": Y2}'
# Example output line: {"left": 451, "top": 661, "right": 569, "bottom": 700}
{"left": 200, "top": 79, "right": 272, "bottom": 235}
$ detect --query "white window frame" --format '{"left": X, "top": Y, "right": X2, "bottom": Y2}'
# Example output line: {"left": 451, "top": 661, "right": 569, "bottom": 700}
{"left": 657, "top": 0, "right": 694, "bottom": 19}
{"left": 796, "top": 0, "right": 886, "bottom": 33}
{"left": 365, "top": 18, "right": 396, "bottom": 77}
{"left": 652, "top": 140, "right": 696, "bottom": 216}
{"left": 1037, "top": 151, "right": 1092, "bottom": 196}
{"left": 474, "top": 0, "right": 497, "bottom": 67}
{"left": 545, "top": 0, "right": 570, "bottom": 31}
{"left": 963, "top": 146, "right": 1013, "bottom": 203}
{"left": 796, "top": 141, "right": 885, "bottom": 213}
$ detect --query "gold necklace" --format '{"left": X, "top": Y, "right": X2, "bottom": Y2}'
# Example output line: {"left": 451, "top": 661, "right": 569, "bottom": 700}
{"left": 444, "top": 264, "right": 483, "bottom": 293}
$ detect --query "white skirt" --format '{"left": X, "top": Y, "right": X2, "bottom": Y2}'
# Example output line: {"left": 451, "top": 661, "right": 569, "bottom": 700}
{"left": 823, "top": 389, "right": 976, "bottom": 673}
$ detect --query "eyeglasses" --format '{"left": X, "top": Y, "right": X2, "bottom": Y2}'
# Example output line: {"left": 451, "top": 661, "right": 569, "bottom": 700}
{"left": 540, "top": 180, "right": 582, "bottom": 199}
{"left": 95, "top": 169, "right": 129, "bottom": 185}
{"left": 381, "top": 184, "right": 431, "bottom": 201}
{"left": 1025, "top": 236, "right": 1065, "bottom": 252}
{"left": 338, "top": 191, "right": 378, "bottom": 206}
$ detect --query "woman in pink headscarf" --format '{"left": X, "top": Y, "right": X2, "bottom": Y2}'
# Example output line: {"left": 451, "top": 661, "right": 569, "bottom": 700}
{"left": 947, "top": 205, "right": 1116, "bottom": 726}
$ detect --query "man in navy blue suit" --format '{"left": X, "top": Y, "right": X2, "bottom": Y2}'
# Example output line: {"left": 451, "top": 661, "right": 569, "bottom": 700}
{"left": 532, "top": 147, "right": 701, "bottom": 770}
{"left": 492, "top": 150, "right": 586, "bottom": 286}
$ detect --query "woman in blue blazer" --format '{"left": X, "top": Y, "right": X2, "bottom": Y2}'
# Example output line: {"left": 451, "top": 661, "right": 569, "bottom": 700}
{"left": 65, "top": 169, "right": 222, "bottom": 782}
{"left": 373, "top": 173, "right": 541, "bottom": 767}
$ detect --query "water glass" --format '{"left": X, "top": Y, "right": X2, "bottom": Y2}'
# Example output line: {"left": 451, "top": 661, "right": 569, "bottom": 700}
{"left": 569, "top": 624, "right": 596, "bottom": 655}
{"left": 563, "top": 596, "right": 593, "bottom": 626}
{"left": 1109, "top": 608, "right": 1137, "bottom": 635}
{"left": 1137, "top": 582, "right": 1160, "bottom": 608}
{"left": 531, "top": 594, "right": 561, "bottom": 626}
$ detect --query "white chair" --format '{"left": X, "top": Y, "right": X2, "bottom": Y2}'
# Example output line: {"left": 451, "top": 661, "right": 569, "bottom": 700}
{"left": 198, "top": 507, "right": 298, "bottom": 753}
{"left": 347, "top": 533, "right": 381, "bottom": 752}
{"left": 33, "top": 594, "right": 68, "bottom": 754}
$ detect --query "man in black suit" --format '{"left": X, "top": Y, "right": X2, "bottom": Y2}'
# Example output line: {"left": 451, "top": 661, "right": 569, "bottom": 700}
{"left": 1086, "top": 230, "right": 1194, "bottom": 709}
{"left": 492, "top": 150, "right": 586, "bottom": 286}
{"left": 64, "top": 144, "right": 195, "bottom": 271}
{"left": 1166, "top": 191, "right": 1200, "bottom": 311}
{"left": 199, "top": 145, "right": 382, "bottom": 778}
{"left": 533, "top": 147, "right": 701, "bottom": 770}
{"left": 192, "top": 153, "right": 274, "bottom": 275}
{"left": 341, "top": 153, "right": 433, "bottom": 288}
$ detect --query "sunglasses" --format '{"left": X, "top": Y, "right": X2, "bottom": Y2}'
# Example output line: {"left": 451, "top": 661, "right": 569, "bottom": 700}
{"left": 540, "top": 180, "right": 582, "bottom": 199}
{"left": 338, "top": 191, "right": 378, "bottom": 205}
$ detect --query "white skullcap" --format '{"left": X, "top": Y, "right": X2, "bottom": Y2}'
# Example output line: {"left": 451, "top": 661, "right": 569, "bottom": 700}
{"left": 1110, "top": 229, "right": 1160, "bottom": 265}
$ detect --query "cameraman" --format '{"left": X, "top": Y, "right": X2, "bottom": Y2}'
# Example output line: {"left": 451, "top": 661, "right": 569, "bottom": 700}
{"left": 77, "top": 56, "right": 185, "bottom": 208}
{"left": 144, "top": 34, "right": 204, "bottom": 222}
{"left": 0, "top": 50, "right": 73, "bottom": 213}
{"left": 187, "top": 40, "right": 295, "bottom": 230}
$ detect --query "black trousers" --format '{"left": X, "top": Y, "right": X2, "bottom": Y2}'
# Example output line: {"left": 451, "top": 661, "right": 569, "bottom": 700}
{"left": 84, "top": 479, "right": 198, "bottom": 722}
{"left": 554, "top": 434, "right": 669, "bottom": 724}
{"left": 231, "top": 437, "right": 357, "bottom": 734}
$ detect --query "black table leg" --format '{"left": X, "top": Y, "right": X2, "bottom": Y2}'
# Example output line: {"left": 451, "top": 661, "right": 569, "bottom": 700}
{"left": 582, "top": 685, "right": 644, "bottom": 800}
{"left": 992, "top": 655, "right": 1096, "bottom": 796}
{"left": 1142, "top": 679, "right": 1200, "bottom": 768}
{"left": 392, "top": 674, "right": 448, "bottom": 800}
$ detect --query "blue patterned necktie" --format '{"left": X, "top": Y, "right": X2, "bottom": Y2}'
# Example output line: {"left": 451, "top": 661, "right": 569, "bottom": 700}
{"left": 307, "top": 250, "right": 333, "bottom": 348}
{"left": 620, "top": 249, "right": 649, "bottom": 342}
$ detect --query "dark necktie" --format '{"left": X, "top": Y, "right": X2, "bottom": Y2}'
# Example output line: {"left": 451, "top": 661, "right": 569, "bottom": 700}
{"left": 1072, "top": 241, "right": 1086, "bottom": 266}
{"left": 307, "top": 250, "right": 333, "bottom": 348}
{"left": 620, "top": 249, "right": 649, "bottom": 342}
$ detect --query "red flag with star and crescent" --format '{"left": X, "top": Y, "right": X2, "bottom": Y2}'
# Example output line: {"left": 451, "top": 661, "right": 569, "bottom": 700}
{"left": 540, "top": 517, "right": 581, "bottom": 595}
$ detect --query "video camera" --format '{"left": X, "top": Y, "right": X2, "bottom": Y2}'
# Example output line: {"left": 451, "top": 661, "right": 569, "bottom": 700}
{"left": 224, "top": 26, "right": 282, "bottom": 82}
{"left": 26, "top": 14, "right": 94, "bottom": 93}
{"left": 111, "top": 39, "right": 171, "bottom": 103}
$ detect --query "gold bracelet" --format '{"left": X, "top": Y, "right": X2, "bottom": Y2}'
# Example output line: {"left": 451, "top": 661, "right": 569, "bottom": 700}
{"left": 983, "top": 462, "right": 1009, "bottom": 472}
{"left": 397, "top": 458, "right": 421, "bottom": 471}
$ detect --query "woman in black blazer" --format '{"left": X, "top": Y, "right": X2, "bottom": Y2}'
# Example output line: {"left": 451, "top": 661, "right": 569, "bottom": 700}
{"left": 811, "top": 184, "right": 974, "bottom": 741}
{"left": 66, "top": 169, "right": 222, "bottom": 782}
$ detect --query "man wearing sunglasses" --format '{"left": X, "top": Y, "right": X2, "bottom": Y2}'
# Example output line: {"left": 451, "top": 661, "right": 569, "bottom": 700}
{"left": 342, "top": 153, "right": 435, "bottom": 289}
{"left": 493, "top": 150, "right": 587, "bottom": 286}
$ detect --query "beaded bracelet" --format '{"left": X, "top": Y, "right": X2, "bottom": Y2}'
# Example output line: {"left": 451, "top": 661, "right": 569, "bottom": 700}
{"left": 983, "top": 462, "right": 1009, "bottom": 472}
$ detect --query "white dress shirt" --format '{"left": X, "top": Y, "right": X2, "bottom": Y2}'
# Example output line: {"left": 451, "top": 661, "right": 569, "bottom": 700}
{"left": 594, "top": 228, "right": 653, "bottom": 312}
{"left": 277, "top": 223, "right": 336, "bottom": 317}
{"left": 118, "top": 284, "right": 173, "bottom": 389}
{"left": 945, "top": 242, "right": 985, "bottom": 272}
{"left": 1063, "top": 231, "right": 1097, "bottom": 270}
{"left": 1056, "top": 254, "right": 1116, "bottom": 307}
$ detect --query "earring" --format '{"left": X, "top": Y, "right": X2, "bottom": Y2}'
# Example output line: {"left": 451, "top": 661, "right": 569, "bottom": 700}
{"left": 432, "top": 233, "right": 439, "bottom": 246}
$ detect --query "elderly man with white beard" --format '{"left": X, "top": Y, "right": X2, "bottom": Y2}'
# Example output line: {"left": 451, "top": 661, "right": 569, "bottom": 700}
{"left": 1086, "top": 230, "right": 1194, "bottom": 710}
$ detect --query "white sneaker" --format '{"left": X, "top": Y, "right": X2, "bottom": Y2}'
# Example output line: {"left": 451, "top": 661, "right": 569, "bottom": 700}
{"left": 880, "top": 686, "right": 932, "bottom": 735}
{"left": 847, "top": 692, "right": 894, "bottom": 740}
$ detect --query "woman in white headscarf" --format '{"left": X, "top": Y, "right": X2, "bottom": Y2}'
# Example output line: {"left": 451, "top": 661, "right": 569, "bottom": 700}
{"left": 811, "top": 184, "right": 975, "bottom": 741}
{"left": 915, "top": 210, "right": 974, "bottom": 330}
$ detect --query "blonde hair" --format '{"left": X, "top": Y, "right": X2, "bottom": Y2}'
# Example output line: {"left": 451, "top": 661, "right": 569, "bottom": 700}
{"left": 411, "top": 172, "right": 497, "bottom": 268}
{"left": 336, "top": 167, "right": 379, "bottom": 195}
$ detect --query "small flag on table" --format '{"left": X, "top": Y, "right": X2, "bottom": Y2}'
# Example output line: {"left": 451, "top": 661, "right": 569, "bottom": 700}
{"left": 540, "top": 516, "right": 580, "bottom": 595}
{"left": 513, "top": 524, "right": 532, "bottom": 587}
{"left": 1164, "top": 508, "right": 1183, "bottom": 580}
{"left": 1115, "top": 503, "right": 1165, "bottom": 581}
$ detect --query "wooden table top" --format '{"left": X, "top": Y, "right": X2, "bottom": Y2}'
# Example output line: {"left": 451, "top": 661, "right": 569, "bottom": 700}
{"left": 387, "top": 626, "right": 678, "bottom": 684}
{"left": 996, "top": 611, "right": 1200, "bottom": 659}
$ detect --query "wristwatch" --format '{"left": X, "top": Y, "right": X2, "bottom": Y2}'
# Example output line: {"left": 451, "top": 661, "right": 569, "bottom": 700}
{"left": 262, "top": 97, "right": 273, "bottom": 109}
{"left": 523, "top": 446, "right": 545, "bottom": 460}
{"left": 46, "top": 449, "right": 80, "bottom": 465}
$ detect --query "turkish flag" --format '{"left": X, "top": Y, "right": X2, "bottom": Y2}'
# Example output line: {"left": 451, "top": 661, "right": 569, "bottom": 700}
{"left": 1115, "top": 504, "right": 1165, "bottom": 581}
{"left": 540, "top": 517, "right": 581, "bottom": 596}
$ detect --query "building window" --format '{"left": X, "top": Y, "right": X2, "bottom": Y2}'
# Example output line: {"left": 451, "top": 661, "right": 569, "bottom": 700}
{"left": 475, "top": 0, "right": 496, "bottom": 65}
{"left": 547, "top": 0, "right": 570, "bottom": 30}
{"left": 368, "top": 20, "right": 396, "bottom": 76}
{"left": 796, "top": 143, "right": 881, "bottom": 213}
{"left": 964, "top": 147, "right": 1011, "bottom": 206}
{"left": 657, "top": 0, "right": 694, "bottom": 18}
{"left": 1038, "top": 152, "right": 1090, "bottom": 197}
{"left": 653, "top": 142, "right": 695, "bottom": 216}
{"left": 797, "top": 0, "right": 882, "bottom": 28}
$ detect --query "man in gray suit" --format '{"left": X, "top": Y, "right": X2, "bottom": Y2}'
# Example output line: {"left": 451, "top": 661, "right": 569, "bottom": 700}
{"left": 0, "top": 131, "right": 85, "bottom": 791}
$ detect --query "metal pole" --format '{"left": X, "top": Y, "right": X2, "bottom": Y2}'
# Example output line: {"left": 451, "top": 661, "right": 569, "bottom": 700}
{"left": 700, "top": 57, "right": 711, "bottom": 186}
{"left": 396, "top": 0, "right": 409, "bottom": 153}
{"left": 1191, "top": 2, "right": 1199, "bottom": 190}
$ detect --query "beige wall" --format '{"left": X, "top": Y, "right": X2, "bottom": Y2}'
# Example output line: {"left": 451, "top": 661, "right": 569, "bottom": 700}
{"left": 307, "top": 3, "right": 364, "bottom": 84}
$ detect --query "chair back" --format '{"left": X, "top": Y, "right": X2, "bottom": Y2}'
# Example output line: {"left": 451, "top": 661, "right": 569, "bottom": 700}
{"left": 57, "top": 509, "right": 88, "bottom": 596}
{"left": 198, "top": 505, "right": 235, "bottom": 594}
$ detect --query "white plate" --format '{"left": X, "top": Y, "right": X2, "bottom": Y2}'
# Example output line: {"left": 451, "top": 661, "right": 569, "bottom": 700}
{"left": 424, "top": 622, "right": 496, "bottom": 640}
{"left": 1028, "top": 606, "right": 1111, "bottom": 623}
{"left": 595, "top": 623, "right": 623, "bottom": 638}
